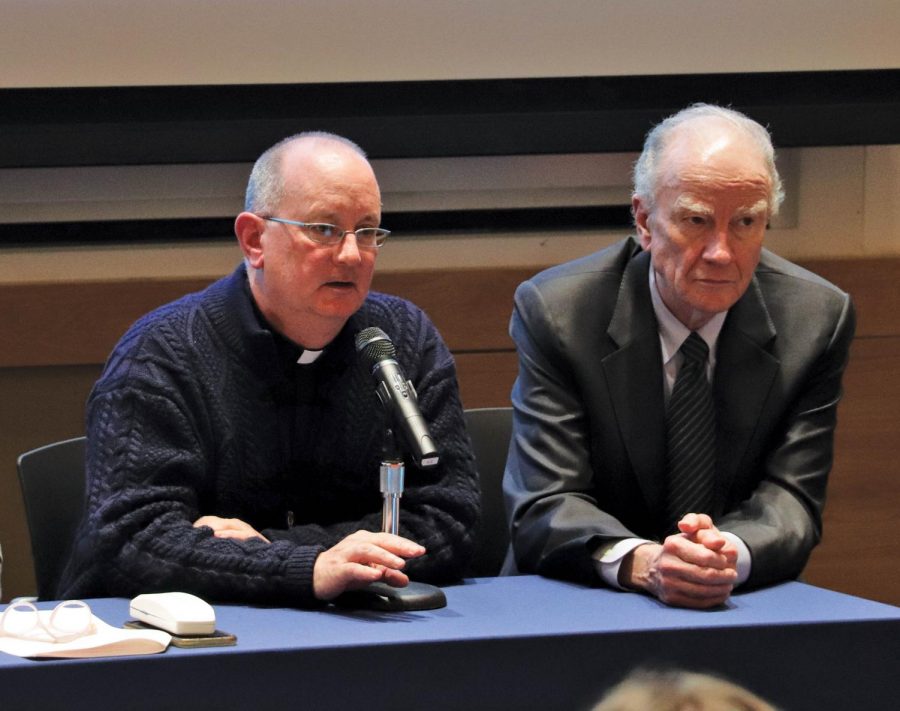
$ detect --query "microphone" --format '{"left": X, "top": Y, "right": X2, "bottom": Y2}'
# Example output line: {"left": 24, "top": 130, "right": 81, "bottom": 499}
{"left": 355, "top": 327, "right": 440, "bottom": 468}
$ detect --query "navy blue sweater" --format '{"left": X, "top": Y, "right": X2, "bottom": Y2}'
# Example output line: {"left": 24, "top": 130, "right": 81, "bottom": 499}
{"left": 59, "top": 265, "right": 479, "bottom": 605}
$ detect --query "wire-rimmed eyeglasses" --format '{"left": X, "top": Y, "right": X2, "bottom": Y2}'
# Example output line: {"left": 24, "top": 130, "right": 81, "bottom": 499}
{"left": 262, "top": 216, "right": 390, "bottom": 249}
{"left": 0, "top": 600, "right": 95, "bottom": 644}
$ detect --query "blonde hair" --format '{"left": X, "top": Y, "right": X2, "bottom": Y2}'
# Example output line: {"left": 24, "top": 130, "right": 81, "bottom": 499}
{"left": 593, "top": 669, "right": 780, "bottom": 711}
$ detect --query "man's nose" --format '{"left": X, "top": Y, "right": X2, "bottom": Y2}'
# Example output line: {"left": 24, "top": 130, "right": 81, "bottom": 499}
{"left": 334, "top": 232, "right": 362, "bottom": 265}
{"left": 703, "top": 225, "right": 734, "bottom": 263}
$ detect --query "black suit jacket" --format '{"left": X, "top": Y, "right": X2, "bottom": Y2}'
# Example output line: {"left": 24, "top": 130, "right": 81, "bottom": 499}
{"left": 503, "top": 238, "right": 855, "bottom": 589}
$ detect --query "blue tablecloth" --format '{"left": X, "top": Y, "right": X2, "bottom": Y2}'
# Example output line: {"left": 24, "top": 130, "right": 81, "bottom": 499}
{"left": 2, "top": 576, "right": 898, "bottom": 710}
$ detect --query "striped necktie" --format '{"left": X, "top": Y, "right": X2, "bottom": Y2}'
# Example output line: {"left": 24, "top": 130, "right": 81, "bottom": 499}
{"left": 664, "top": 331, "right": 715, "bottom": 533}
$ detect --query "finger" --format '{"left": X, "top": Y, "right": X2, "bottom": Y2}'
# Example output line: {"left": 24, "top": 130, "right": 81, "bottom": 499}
{"left": 313, "top": 555, "right": 383, "bottom": 600}
{"left": 193, "top": 515, "right": 225, "bottom": 530}
{"left": 330, "top": 561, "right": 412, "bottom": 594}
{"left": 664, "top": 535, "right": 733, "bottom": 571}
{"left": 348, "top": 531, "right": 426, "bottom": 558}
{"left": 648, "top": 555, "right": 735, "bottom": 608}
{"left": 345, "top": 542, "right": 410, "bottom": 570}
{"left": 693, "top": 527, "right": 728, "bottom": 551}
{"left": 211, "top": 529, "right": 270, "bottom": 543}
{"left": 658, "top": 550, "right": 737, "bottom": 586}
{"left": 654, "top": 557, "right": 734, "bottom": 600}
{"left": 333, "top": 563, "right": 387, "bottom": 592}
{"left": 658, "top": 580, "right": 734, "bottom": 609}
{"left": 677, "top": 512, "right": 714, "bottom": 534}
{"left": 718, "top": 540, "right": 739, "bottom": 566}
{"left": 365, "top": 563, "right": 411, "bottom": 589}
{"left": 378, "top": 567, "right": 411, "bottom": 589}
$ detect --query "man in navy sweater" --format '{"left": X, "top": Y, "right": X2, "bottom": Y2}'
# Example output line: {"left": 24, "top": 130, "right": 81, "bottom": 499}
{"left": 59, "top": 133, "right": 479, "bottom": 606}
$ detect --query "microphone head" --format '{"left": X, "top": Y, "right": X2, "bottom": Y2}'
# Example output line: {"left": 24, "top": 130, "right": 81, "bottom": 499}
{"left": 355, "top": 327, "right": 396, "bottom": 366}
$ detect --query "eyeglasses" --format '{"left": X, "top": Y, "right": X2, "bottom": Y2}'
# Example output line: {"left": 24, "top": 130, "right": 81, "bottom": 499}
{"left": 262, "top": 217, "right": 390, "bottom": 249}
{"left": 0, "top": 600, "right": 95, "bottom": 644}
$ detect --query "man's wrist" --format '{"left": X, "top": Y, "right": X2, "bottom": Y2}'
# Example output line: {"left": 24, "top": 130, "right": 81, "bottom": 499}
{"left": 592, "top": 538, "right": 652, "bottom": 590}
{"left": 617, "top": 543, "right": 657, "bottom": 592}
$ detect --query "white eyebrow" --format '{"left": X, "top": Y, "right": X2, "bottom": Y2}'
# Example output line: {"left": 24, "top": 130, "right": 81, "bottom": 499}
{"left": 673, "top": 196, "right": 770, "bottom": 217}
{"left": 673, "top": 195, "right": 713, "bottom": 215}
{"left": 736, "top": 199, "right": 770, "bottom": 216}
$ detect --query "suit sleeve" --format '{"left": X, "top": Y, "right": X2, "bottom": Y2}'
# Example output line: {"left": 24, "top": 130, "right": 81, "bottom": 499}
{"left": 718, "top": 292, "right": 856, "bottom": 588}
{"left": 504, "top": 280, "right": 638, "bottom": 584}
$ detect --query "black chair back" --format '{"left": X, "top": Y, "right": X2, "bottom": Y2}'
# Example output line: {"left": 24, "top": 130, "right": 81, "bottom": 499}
{"left": 464, "top": 407, "right": 513, "bottom": 577}
{"left": 17, "top": 437, "right": 87, "bottom": 599}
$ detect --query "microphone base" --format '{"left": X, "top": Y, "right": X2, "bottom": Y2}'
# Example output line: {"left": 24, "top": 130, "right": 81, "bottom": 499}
{"left": 336, "top": 581, "right": 447, "bottom": 611}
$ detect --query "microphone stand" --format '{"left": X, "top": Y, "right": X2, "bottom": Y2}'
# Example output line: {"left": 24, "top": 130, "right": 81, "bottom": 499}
{"left": 379, "top": 435, "right": 404, "bottom": 538}
{"left": 339, "top": 426, "right": 447, "bottom": 611}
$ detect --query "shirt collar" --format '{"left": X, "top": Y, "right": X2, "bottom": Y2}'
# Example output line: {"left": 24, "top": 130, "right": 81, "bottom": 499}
{"left": 648, "top": 266, "right": 727, "bottom": 366}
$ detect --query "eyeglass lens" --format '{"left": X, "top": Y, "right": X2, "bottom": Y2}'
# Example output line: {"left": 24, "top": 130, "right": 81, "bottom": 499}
{"left": 1, "top": 600, "right": 93, "bottom": 641}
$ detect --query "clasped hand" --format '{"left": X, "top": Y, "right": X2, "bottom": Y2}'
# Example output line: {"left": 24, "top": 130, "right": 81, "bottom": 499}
{"left": 621, "top": 513, "right": 738, "bottom": 609}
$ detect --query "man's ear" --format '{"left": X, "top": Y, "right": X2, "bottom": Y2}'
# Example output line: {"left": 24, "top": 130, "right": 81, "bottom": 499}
{"left": 632, "top": 195, "right": 652, "bottom": 250}
{"left": 235, "top": 212, "right": 266, "bottom": 268}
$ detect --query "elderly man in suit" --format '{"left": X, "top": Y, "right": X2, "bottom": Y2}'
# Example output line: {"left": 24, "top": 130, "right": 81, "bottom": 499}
{"left": 503, "top": 104, "right": 855, "bottom": 608}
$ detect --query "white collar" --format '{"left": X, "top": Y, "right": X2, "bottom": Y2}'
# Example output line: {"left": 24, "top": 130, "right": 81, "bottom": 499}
{"left": 296, "top": 349, "right": 324, "bottom": 365}
{"left": 648, "top": 266, "right": 727, "bottom": 366}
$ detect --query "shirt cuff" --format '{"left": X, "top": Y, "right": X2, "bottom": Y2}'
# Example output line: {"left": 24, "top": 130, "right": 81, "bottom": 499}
{"left": 592, "top": 538, "right": 650, "bottom": 590}
{"left": 722, "top": 531, "right": 752, "bottom": 586}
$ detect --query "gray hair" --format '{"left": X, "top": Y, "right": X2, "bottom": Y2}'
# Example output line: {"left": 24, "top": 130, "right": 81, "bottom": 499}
{"left": 244, "top": 131, "right": 368, "bottom": 214}
{"left": 632, "top": 103, "right": 785, "bottom": 216}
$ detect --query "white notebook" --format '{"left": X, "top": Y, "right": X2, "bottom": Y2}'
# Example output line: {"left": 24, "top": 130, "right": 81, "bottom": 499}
{"left": 0, "top": 610, "right": 170, "bottom": 659}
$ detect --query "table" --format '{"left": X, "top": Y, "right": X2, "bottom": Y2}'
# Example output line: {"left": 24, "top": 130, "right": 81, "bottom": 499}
{"left": 1, "top": 576, "right": 898, "bottom": 710}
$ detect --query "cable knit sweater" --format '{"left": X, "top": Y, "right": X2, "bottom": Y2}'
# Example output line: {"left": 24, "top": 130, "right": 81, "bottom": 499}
{"left": 58, "top": 265, "right": 479, "bottom": 605}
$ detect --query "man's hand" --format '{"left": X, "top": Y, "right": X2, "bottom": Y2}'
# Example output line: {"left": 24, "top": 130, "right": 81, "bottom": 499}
{"left": 619, "top": 513, "right": 738, "bottom": 608}
{"left": 193, "top": 516, "right": 270, "bottom": 542}
{"left": 676, "top": 513, "right": 737, "bottom": 556}
{"left": 313, "top": 531, "right": 426, "bottom": 601}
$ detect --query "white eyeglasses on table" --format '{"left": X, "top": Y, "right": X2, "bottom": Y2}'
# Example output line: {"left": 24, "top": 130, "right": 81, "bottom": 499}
{"left": 0, "top": 600, "right": 95, "bottom": 644}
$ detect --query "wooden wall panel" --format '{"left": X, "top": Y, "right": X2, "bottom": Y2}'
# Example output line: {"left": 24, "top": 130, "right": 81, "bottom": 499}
{"left": 0, "top": 278, "right": 214, "bottom": 368}
{"left": 0, "top": 366, "right": 101, "bottom": 602}
{"left": 372, "top": 268, "right": 531, "bottom": 352}
{"left": 2, "top": 258, "right": 897, "bottom": 368}
{"left": 801, "top": 258, "right": 900, "bottom": 338}
{"left": 803, "top": 337, "right": 900, "bottom": 604}
{"left": 455, "top": 351, "right": 519, "bottom": 410}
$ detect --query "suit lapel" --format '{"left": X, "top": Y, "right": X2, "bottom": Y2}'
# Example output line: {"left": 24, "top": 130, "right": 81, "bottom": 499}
{"left": 714, "top": 276, "right": 779, "bottom": 505}
{"left": 602, "top": 251, "right": 669, "bottom": 515}
{"left": 602, "top": 258, "right": 780, "bottom": 519}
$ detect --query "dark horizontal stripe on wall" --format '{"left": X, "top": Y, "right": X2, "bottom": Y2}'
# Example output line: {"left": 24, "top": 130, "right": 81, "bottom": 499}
{"left": 1, "top": 70, "right": 897, "bottom": 168}
{"left": 0, "top": 206, "right": 634, "bottom": 246}
{"left": 388, "top": 205, "right": 633, "bottom": 234}
{"left": 0, "top": 218, "right": 235, "bottom": 246}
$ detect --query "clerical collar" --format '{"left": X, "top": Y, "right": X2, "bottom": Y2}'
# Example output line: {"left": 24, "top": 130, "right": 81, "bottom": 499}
{"left": 242, "top": 276, "right": 327, "bottom": 367}
{"left": 296, "top": 349, "right": 323, "bottom": 365}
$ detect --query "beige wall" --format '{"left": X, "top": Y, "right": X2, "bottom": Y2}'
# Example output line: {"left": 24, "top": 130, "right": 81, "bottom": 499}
{"left": 2, "top": 1, "right": 898, "bottom": 89}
